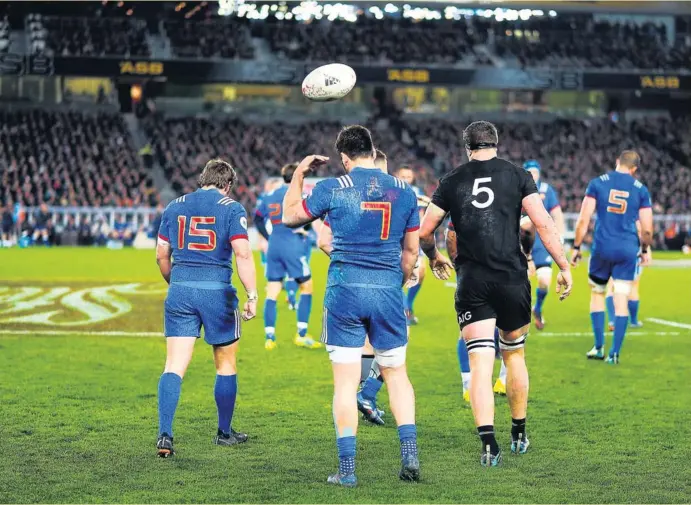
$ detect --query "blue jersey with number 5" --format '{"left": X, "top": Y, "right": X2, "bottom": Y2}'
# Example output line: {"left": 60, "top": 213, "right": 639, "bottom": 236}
{"left": 303, "top": 167, "right": 419, "bottom": 287}
{"left": 158, "top": 188, "right": 249, "bottom": 283}
{"left": 585, "top": 171, "right": 651, "bottom": 253}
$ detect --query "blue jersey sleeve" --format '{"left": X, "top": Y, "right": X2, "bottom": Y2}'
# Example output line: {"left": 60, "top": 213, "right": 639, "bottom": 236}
{"left": 303, "top": 180, "right": 334, "bottom": 219}
{"left": 585, "top": 178, "right": 599, "bottom": 201}
{"left": 158, "top": 207, "right": 171, "bottom": 244}
{"left": 545, "top": 186, "right": 560, "bottom": 212}
{"left": 229, "top": 204, "right": 249, "bottom": 242}
{"left": 639, "top": 185, "right": 652, "bottom": 209}
{"left": 405, "top": 189, "right": 421, "bottom": 232}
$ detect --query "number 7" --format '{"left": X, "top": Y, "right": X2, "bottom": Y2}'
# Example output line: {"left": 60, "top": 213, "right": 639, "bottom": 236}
{"left": 361, "top": 202, "right": 391, "bottom": 240}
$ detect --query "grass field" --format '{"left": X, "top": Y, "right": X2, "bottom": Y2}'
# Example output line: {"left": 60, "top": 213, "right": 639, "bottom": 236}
{"left": 1, "top": 248, "right": 690, "bottom": 503}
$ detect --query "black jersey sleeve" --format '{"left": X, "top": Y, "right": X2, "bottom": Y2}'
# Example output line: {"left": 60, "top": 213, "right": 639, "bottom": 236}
{"left": 431, "top": 177, "right": 450, "bottom": 212}
{"left": 519, "top": 169, "right": 539, "bottom": 198}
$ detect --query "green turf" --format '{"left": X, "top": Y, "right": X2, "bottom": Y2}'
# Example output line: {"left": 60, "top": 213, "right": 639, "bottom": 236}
{"left": 1, "top": 248, "right": 690, "bottom": 503}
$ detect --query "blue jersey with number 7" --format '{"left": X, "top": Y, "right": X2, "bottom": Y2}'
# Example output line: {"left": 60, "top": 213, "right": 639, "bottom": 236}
{"left": 303, "top": 167, "right": 419, "bottom": 288}
{"left": 585, "top": 171, "right": 651, "bottom": 252}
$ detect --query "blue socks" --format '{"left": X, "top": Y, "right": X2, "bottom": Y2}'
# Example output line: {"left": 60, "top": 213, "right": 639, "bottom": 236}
{"left": 360, "top": 376, "right": 383, "bottom": 402}
{"left": 215, "top": 374, "right": 237, "bottom": 434}
{"left": 264, "top": 299, "right": 277, "bottom": 339}
{"left": 398, "top": 424, "right": 418, "bottom": 458}
{"left": 285, "top": 279, "right": 298, "bottom": 307}
{"left": 158, "top": 372, "right": 182, "bottom": 436}
{"left": 628, "top": 300, "right": 640, "bottom": 324}
{"left": 605, "top": 296, "right": 615, "bottom": 324}
{"left": 534, "top": 287, "right": 548, "bottom": 315}
{"left": 590, "top": 311, "right": 605, "bottom": 349}
{"left": 611, "top": 315, "right": 629, "bottom": 356}
{"left": 337, "top": 436, "right": 356, "bottom": 476}
{"left": 297, "top": 293, "right": 312, "bottom": 337}
{"left": 407, "top": 284, "right": 422, "bottom": 313}
{"left": 457, "top": 338, "right": 470, "bottom": 373}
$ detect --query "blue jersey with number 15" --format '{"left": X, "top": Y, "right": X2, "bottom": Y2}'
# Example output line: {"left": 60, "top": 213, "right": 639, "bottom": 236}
{"left": 158, "top": 188, "right": 249, "bottom": 283}
{"left": 303, "top": 167, "right": 419, "bottom": 288}
{"left": 585, "top": 171, "right": 651, "bottom": 253}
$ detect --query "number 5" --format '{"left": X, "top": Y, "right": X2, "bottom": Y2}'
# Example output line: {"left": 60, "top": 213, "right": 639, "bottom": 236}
{"left": 471, "top": 177, "right": 494, "bottom": 209}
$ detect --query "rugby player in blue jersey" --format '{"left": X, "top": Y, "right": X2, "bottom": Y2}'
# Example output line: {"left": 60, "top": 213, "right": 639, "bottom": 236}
{"left": 155, "top": 159, "right": 258, "bottom": 457}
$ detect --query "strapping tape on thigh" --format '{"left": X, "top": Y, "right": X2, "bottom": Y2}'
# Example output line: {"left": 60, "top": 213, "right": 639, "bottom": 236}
{"left": 499, "top": 332, "right": 528, "bottom": 351}
{"left": 466, "top": 338, "right": 496, "bottom": 354}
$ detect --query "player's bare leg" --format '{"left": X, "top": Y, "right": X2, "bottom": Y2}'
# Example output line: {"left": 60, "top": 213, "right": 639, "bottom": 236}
{"left": 499, "top": 323, "right": 530, "bottom": 454}
{"left": 263, "top": 281, "right": 282, "bottom": 350}
{"left": 587, "top": 282, "right": 607, "bottom": 360}
{"left": 212, "top": 341, "right": 247, "bottom": 446}
{"left": 294, "top": 278, "right": 321, "bottom": 349}
{"left": 157, "top": 337, "right": 196, "bottom": 457}
{"left": 464, "top": 318, "right": 502, "bottom": 466}
{"left": 379, "top": 348, "right": 419, "bottom": 482}
{"left": 328, "top": 359, "right": 361, "bottom": 487}
{"left": 607, "top": 280, "right": 632, "bottom": 364}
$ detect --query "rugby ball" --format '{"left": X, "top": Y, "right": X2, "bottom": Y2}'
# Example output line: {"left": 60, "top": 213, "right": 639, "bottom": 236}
{"left": 301, "top": 63, "right": 357, "bottom": 102}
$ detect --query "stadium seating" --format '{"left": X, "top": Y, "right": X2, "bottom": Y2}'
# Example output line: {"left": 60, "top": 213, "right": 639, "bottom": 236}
{"left": 0, "top": 108, "right": 158, "bottom": 208}
{"left": 30, "top": 14, "right": 150, "bottom": 56}
{"left": 164, "top": 18, "right": 254, "bottom": 59}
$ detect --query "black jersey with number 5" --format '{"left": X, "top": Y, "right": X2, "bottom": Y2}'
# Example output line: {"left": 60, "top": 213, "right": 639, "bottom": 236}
{"left": 431, "top": 157, "right": 538, "bottom": 283}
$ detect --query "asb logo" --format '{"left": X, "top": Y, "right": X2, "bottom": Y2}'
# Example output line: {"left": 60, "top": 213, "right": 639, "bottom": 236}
{"left": 0, "top": 284, "right": 166, "bottom": 326}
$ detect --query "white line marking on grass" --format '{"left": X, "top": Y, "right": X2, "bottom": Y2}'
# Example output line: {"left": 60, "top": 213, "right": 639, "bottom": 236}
{"left": 538, "top": 331, "right": 681, "bottom": 337}
{"left": 0, "top": 329, "right": 160, "bottom": 337}
{"left": 646, "top": 318, "right": 691, "bottom": 330}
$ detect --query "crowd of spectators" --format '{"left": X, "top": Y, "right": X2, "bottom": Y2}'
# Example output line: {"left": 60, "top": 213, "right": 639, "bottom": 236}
{"left": 29, "top": 13, "right": 150, "bottom": 57}
{"left": 165, "top": 18, "right": 254, "bottom": 59}
{"left": 259, "top": 17, "right": 488, "bottom": 65}
{"left": 0, "top": 108, "right": 159, "bottom": 210}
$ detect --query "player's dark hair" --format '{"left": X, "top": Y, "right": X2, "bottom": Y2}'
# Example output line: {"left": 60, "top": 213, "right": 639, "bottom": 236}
{"left": 618, "top": 150, "right": 641, "bottom": 169}
{"left": 281, "top": 162, "right": 298, "bottom": 183}
{"left": 198, "top": 158, "right": 237, "bottom": 189}
{"left": 463, "top": 121, "right": 499, "bottom": 150}
{"left": 335, "top": 125, "right": 375, "bottom": 160}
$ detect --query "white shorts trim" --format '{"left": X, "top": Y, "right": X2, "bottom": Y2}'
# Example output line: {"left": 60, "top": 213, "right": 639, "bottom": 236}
{"left": 536, "top": 266, "right": 553, "bottom": 280}
{"left": 589, "top": 278, "right": 607, "bottom": 293}
{"left": 325, "top": 345, "right": 361, "bottom": 364}
{"left": 612, "top": 279, "right": 632, "bottom": 295}
{"left": 374, "top": 345, "right": 407, "bottom": 368}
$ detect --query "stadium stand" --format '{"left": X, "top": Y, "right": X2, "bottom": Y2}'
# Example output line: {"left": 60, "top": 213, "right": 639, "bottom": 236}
{"left": 164, "top": 17, "right": 254, "bottom": 59}
{"left": 0, "top": 108, "right": 158, "bottom": 208}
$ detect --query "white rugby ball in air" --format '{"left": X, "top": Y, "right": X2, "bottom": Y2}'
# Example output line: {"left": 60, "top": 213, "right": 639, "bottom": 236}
{"left": 301, "top": 63, "right": 357, "bottom": 102}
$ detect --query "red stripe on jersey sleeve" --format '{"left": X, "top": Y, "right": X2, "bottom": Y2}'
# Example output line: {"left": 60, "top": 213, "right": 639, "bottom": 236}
{"left": 406, "top": 225, "right": 420, "bottom": 232}
{"left": 323, "top": 220, "right": 331, "bottom": 228}
{"left": 230, "top": 234, "right": 249, "bottom": 242}
{"left": 640, "top": 205, "right": 651, "bottom": 209}
{"left": 158, "top": 233, "right": 169, "bottom": 243}
{"left": 302, "top": 200, "right": 313, "bottom": 218}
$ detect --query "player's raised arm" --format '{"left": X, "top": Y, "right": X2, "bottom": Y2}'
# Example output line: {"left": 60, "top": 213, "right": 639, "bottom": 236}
{"left": 317, "top": 219, "right": 334, "bottom": 257}
{"left": 522, "top": 192, "right": 572, "bottom": 300}
{"left": 282, "top": 155, "right": 329, "bottom": 228}
{"left": 420, "top": 202, "right": 453, "bottom": 280}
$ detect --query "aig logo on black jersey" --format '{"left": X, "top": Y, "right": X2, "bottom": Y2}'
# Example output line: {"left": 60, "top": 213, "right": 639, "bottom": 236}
{"left": 458, "top": 311, "right": 472, "bottom": 324}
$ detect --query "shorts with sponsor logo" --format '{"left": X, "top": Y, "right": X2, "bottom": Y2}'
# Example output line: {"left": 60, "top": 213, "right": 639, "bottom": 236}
{"left": 321, "top": 284, "right": 407, "bottom": 351}
{"left": 164, "top": 283, "right": 240, "bottom": 345}
{"left": 455, "top": 276, "right": 531, "bottom": 332}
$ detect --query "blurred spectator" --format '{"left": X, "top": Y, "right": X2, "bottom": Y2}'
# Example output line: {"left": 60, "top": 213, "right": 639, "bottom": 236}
{"left": 59, "top": 215, "right": 79, "bottom": 246}
{"left": 32, "top": 202, "right": 51, "bottom": 245}
{"left": 92, "top": 215, "right": 111, "bottom": 246}
{"left": 77, "top": 216, "right": 93, "bottom": 246}
{"left": 1, "top": 202, "right": 14, "bottom": 247}
{"left": 110, "top": 214, "right": 133, "bottom": 244}
{"left": 165, "top": 18, "right": 254, "bottom": 59}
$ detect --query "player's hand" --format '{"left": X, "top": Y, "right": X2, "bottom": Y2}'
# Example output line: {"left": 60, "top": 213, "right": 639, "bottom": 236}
{"left": 640, "top": 249, "right": 652, "bottom": 266}
{"left": 556, "top": 269, "right": 573, "bottom": 301}
{"left": 405, "top": 258, "right": 421, "bottom": 288}
{"left": 241, "top": 299, "right": 257, "bottom": 321}
{"left": 570, "top": 249, "right": 582, "bottom": 267}
{"left": 429, "top": 251, "right": 454, "bottom": 281}
{"left": 296, "top": 155, "right": 329, "bottom": 175}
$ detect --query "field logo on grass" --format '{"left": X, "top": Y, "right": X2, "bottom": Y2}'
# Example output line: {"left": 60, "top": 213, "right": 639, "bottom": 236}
{"left": 0, "top": 284, "right": 165, "bottom": 326}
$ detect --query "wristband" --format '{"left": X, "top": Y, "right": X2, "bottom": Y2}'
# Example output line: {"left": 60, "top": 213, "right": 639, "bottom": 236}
{"left": 246, "top": 291, "right": 258, "bottom": 302}
{"left": 572, "top": 244, "right": 581, "bottom": 251}
{"left": 641, "top": 246, "right": 649, "bottom": 254}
